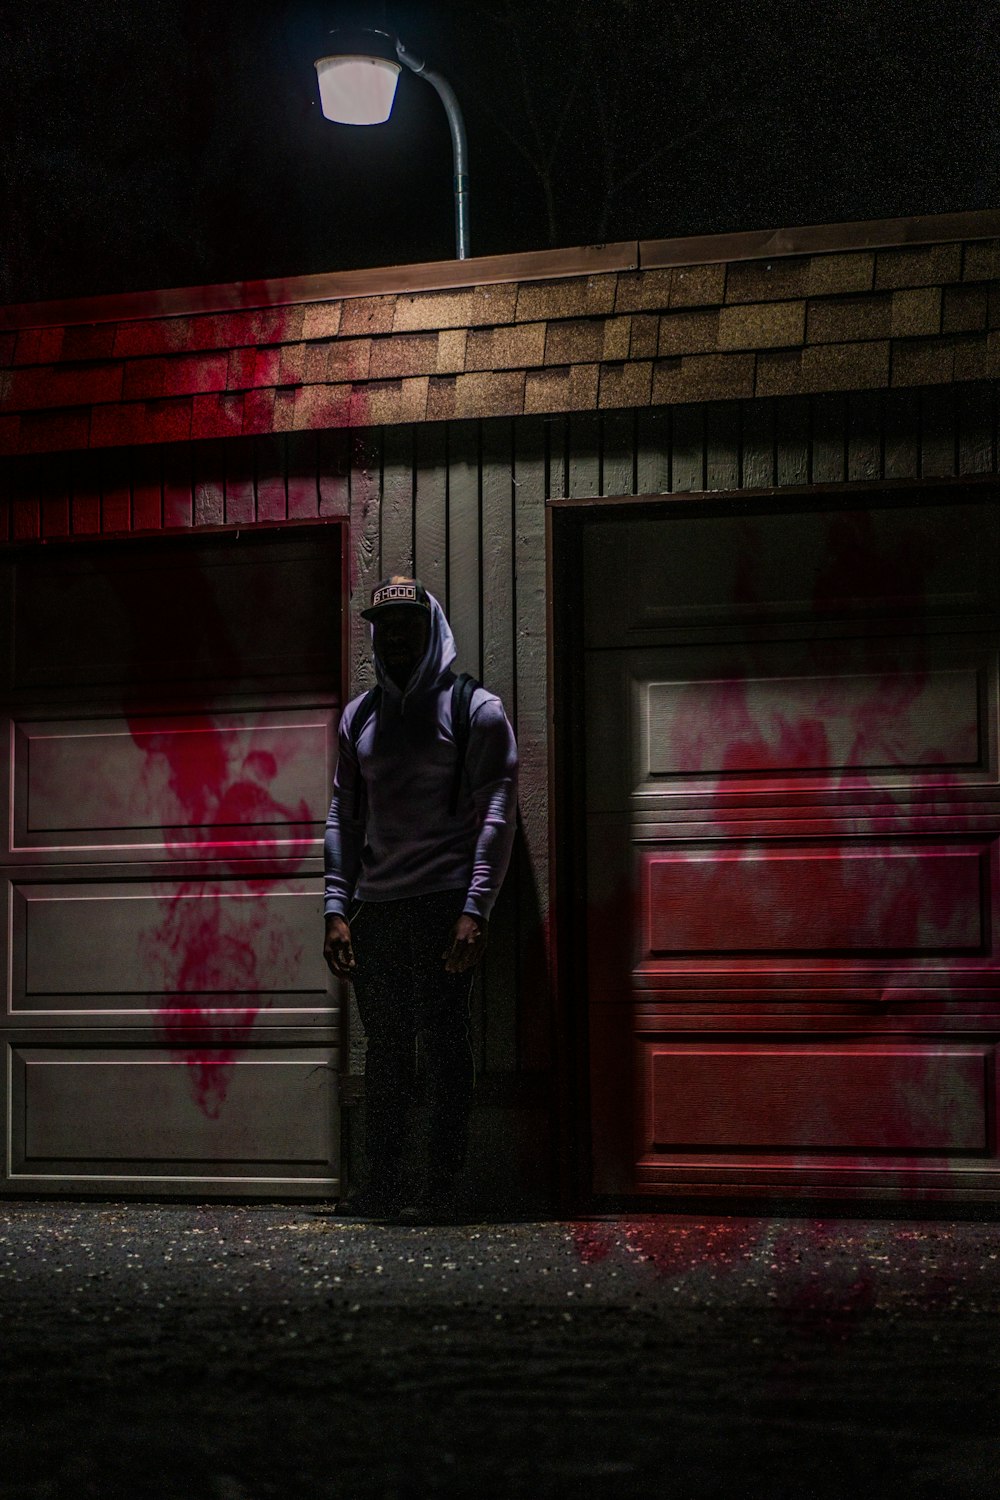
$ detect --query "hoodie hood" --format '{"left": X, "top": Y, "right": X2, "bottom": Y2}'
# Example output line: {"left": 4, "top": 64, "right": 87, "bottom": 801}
{"left": 371, "top": 590, "right": 456, "bottom": 706}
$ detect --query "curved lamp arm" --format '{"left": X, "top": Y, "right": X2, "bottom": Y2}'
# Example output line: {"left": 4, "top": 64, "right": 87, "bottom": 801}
{"left": 395, "top": 38, "right": 470, "bottom": 261}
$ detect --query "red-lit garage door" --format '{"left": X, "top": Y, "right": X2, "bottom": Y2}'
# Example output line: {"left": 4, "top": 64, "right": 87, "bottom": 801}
{"left": 585, "top": 487, "right": 1000, "bottom": 1202}
{"left": 0, "top": 527, "right": 342, "bottom": 1197}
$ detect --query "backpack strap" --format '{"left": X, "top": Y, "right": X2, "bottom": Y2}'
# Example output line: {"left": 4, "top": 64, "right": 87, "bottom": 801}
{"left": 349, "top": 685, "right": 381, "bottom": 822}
{"left": 449, "top": 673, "right": 480, "bottom": 816}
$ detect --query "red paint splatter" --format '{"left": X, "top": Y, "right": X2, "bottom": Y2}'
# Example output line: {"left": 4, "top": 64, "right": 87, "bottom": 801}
{"left": 593, "top": 501, "right": 1000, "bottom": 1202}
{"left": 570, "top": 1216, "right": 975, "bottom": 1345}
{"left": 109, "top": 528, "right": 323, "bottom": 1119}
{"left": 571, "top": 1221, "right": 617, "bottom": 1267}
{"left": 131, "top": 717, "right": 313, "bottom": 1116}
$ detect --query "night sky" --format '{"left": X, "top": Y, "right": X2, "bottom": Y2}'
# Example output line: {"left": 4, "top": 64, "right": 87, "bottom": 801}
{"left": 2, "top": 0, "right": 998, "bottom": 309}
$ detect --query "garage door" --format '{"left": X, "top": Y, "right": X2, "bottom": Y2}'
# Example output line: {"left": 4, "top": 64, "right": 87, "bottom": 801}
{"left": 0, "top": 527, "right": 341, "bottom": 1196}
{"left": 584, "top": 489, "right": 1000, "bottom": 1202}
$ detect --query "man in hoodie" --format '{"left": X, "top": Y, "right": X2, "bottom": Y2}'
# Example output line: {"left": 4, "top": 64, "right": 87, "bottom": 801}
{"left": 323, "top": 576, "right": 518, "bottom": 1222}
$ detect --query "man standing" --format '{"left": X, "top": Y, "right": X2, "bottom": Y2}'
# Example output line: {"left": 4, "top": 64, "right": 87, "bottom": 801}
{"left": 323, "top": 576, "right": 518, "bottom": 1223}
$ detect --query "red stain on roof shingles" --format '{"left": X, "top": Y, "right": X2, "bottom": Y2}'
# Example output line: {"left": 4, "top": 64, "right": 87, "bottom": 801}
{"left": 0, "top": 214, "right": 997, "bottom": 459}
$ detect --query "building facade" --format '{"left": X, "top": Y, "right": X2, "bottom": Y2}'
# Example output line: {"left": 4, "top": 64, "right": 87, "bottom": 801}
{"left": 2, "top": 209, "right": 1000, "bottom": 1207}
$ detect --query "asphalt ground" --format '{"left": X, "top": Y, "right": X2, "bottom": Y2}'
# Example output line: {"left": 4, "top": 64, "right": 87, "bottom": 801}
{"left": 2, "top": 1202, "right": 1000, "bottom": 1499}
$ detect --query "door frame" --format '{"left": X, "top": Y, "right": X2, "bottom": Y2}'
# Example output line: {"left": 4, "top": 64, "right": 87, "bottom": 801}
{"left": 546, "top": 472, "right": 1000, "bottom": 1215}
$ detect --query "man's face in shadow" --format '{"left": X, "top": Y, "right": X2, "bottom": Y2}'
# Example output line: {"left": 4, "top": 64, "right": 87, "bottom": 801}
{"left": 374, "top": 606, "right": 430, "bottom": 689}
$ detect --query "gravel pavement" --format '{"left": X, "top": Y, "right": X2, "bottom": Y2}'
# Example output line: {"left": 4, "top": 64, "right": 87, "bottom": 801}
{"left": 2, "top": 1202, "right": 1000, "bottom": 1498}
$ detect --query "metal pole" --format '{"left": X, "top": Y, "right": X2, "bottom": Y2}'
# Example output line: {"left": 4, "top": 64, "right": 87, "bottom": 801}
{"left": 395, "top": 39, "right": 470, "bottom": 261}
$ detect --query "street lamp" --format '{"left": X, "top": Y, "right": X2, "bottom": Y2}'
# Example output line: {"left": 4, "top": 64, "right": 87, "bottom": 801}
{"left": 314, "top": 27, "right": 471, "bottom": 261}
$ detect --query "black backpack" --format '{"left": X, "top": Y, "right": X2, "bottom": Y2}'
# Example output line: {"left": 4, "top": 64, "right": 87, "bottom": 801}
{"left": 349, "top": 672, "right": 480, "bottom": 820}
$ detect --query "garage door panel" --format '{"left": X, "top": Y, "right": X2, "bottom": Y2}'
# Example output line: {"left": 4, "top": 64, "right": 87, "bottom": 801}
{"left": 645, "top": 665, "right": 984, "bottom": 779}
{"left": 587, "top": 637, "right": 997, "bottom": 813}
{"left": 631, "top": 1162, "right": 1000, "bottom": 1197}
{"left": 11, "top": 877, "right": 330, "bottom": 1017}
{"left": 641, "top": 1042, "right": 990, "bottom": 1154}
{"left": 9, "top": 1043, "right": 338, "bottom": 1185}
{"left": 643, "top": 840, "right": 988, "bottom": 955}
{"left": 632, "top": 802, "right": 1000, "bottom": 837}
{"left": 630, "top": 1004, "right": 1000, "bottom": 1033}
{"left": 13, "top": 537, "right": 339, "bottom": 694}
{"left": 584, "top": 501, "right": 1000, "bottom": 647}
{"left": 630, "top": 979, "right": 1000, "bottom": 1008}
{"left": 13, "top": 706, "right": 335, "bottom": 853}
{"left": 592, "top": 816, "right": 1000, "bottom": 1000}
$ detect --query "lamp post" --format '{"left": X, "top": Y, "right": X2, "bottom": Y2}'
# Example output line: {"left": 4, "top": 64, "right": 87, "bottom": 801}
{"left": 314, "top": 27, "right": 471, "bottom": 261}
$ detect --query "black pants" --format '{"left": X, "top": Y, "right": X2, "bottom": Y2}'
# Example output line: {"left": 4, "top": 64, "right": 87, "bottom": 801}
{"left": 350, "top": 891, "right": 476, "bottom": 1188}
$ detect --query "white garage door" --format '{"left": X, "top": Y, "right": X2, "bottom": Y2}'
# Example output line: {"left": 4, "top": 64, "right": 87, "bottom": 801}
{"left": 0, "top": 528, "right": 342, "bottom": 1196}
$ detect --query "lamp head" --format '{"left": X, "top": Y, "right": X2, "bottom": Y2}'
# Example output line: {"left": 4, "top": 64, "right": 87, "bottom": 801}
{"left": 314, "top": 27, "right": 401, "bottom": 125}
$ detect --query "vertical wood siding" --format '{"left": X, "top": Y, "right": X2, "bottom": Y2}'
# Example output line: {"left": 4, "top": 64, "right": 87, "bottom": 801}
{"left": 2, "top": 381, "right": 998, "bottom": 1092}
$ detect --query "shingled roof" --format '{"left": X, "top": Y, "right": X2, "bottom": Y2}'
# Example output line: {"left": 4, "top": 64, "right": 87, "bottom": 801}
{"left": 1, "top": 209, "right": 999, "bottom": 459}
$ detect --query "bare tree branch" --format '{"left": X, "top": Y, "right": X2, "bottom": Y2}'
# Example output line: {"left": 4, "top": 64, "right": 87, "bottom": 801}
{"left": 540, "top": 69, "right": 584, "bottom": 172}
{"left": 606, "top": 112, "right": 732, "bottom": 198}
{"left": 455, "top": 0, "right": 726, "bottom": 247}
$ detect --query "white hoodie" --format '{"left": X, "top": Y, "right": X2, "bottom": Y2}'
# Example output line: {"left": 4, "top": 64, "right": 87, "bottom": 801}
{"left": 323, "top": 593, "right": 518, "bottom": 920}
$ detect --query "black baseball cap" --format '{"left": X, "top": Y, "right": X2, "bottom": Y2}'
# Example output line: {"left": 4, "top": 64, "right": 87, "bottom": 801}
{"left": 360, "top": 576, "right": 432, "bottom": 621}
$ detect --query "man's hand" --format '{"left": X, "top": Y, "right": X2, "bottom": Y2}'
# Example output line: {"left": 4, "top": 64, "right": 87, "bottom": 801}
{"left": 443, "top": 913, "right": 487, "bottom": 973}
{"left": 324, "top": 914, "right": 356, "bottom": 979}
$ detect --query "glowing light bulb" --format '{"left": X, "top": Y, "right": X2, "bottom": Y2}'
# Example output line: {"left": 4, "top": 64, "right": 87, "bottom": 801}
{"left": 314, "top": 55, "right": 401, "bottom": 125}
